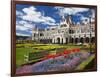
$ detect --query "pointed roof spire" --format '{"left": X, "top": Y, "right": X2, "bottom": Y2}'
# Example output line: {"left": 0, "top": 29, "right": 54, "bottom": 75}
{"left": 61, "top": 14, "right": 65, "bottom": 22}
{"left": 66, "top": 15, "right": 73, "bottom": 25}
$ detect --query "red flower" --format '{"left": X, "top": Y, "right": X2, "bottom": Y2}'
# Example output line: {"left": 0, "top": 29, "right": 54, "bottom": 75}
{"left": 71, "top": 48, "right": 80, "bottom": 53}
{"left": 63, "top": 50, "right": 68, "bottom": 54}
{"left": 52, "top": 55, "right": 56, "bottom": 59}
{"left": 45, "top": 55, "right": 52, "bottom": 59}
{"left": 72, "top": 49, "right": 76, "bottom": 52}
{"left": 75, "top": 48, "right": 80, "bottom": 52}
{"left": 77, "top": 48, "right": 80, "bottom": 52}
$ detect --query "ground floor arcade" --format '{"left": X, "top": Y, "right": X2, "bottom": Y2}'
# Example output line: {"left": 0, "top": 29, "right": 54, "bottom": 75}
{"left": 39, "top": 37, "right": 95, "bottom": 44}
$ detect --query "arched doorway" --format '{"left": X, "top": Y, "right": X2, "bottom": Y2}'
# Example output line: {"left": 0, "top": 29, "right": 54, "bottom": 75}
{"left": 86, "top": 37, "right": 89, "bottom": 43}
{"left": 50, "top": 39, "right": 52, "bottom": 43}
{"left": 70, "top": 37, "right": 74, "bottom": 43}
{"left": 66, "top": 38, "right": 68, "bottom": 44}
{"left": 69, "top": 37, "right": 71, "bottom": 43}
{"left": 75, "top": 38, "right": 78, "bottom": 44}
{"left": 80, "top": 38, "right": 84, "bottom": 43}
{"left": 57, "top": 37, "right": 60, "bottom": 44}
{"left": 72, "top": 38, "right": 74, "bottom": 43}
{"left": 91, "top": 37, "right": 95, "bottom": 43}
{"left": 62, "top": 38, "right": 63, "bottom": 44}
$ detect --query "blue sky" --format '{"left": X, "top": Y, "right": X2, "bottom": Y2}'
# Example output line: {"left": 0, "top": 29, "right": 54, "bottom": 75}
{"left": 16, "top": 4, "right": 95, "bottom": 36}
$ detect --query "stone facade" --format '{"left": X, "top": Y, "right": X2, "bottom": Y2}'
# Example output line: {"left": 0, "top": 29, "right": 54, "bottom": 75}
{"left": 32, "top": 15, "right": 95, "bottom": 44}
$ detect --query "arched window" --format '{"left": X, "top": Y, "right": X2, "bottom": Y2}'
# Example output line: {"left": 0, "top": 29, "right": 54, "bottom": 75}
{"left": 57, "top": 38, "right": 60, "bottom": 44}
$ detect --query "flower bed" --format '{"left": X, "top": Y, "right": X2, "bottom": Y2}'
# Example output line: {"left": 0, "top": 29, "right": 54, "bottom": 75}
{"left": 16, "top": 48, "right": 92, "bottom": 74}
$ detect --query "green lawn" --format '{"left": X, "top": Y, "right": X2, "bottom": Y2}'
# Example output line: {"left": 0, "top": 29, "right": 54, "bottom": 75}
{"left": 16, "top": 47, "right": 41, "bottom": 67}
{"left": 75, "top": 54, "right": 95, "bottom": 70}
{"left": 16, "top": 43, "right": 92, "bottom": 67}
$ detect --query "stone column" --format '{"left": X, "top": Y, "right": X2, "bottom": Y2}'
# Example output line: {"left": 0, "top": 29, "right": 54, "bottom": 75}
{"left": 60, "top": 37, "right": 62, "bottom": 44}
{"left": 63, "top": 38, "right": 66, "bottom": 44}
{"left": 52, "top": 38, "right": 55, "bottom": 44}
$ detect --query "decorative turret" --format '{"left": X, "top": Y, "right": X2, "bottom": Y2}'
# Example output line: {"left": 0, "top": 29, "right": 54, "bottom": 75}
{"left": 32, "top": 24, "right": 38, "bottom": 31}
{"left": 61, "top": 15, "right": 66, "bottom": 22}
{"left": 60, "top": 15, "right": 69, "bottom": 28}
{"left": 66, "top": 15, "right": 73, "bottom": 25}
{"left": 32, "top": 24, "right": 38, "bottom": 40}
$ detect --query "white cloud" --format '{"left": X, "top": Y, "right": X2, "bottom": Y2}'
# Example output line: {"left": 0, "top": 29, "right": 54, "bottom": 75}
{"left": 55, "top": 6, "right": 89, "bottom": 16}
{"left": 18, "top": 20, "right": 27, "bottom": 24}
{"left": 43, "top": 22, "right": 56, "bottom": 25}
{"left": 23, "top": 6, "right": 36, "bottom": 13}
{"left": 16, "top": 25, "right": 28, "bottom": 31}
{"left": 16, "top": 20, "right": 33, "bottom": 31}
{"left": 16, "top": 10, "right": 23, "bottom": 16}
{"left": 17, "top": 6, "right": 56, "bottom": 25}
{"left": 16, "top": 33, "right": 30, "bottom": 36}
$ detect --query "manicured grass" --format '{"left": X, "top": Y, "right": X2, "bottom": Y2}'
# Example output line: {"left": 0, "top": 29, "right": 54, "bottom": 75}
{"left": 16, "top": 43, "right": 93, "bottom": 67}
{"left": 75, "top": 54, "right": 95, "bottom": 70}
{"left": 16, "top": 47, "right": 41, "bottom": 67}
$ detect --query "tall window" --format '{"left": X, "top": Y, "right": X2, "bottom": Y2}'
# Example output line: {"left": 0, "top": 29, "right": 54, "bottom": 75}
{"left": 40, "top": 33, "right": 44, "bottom": 36}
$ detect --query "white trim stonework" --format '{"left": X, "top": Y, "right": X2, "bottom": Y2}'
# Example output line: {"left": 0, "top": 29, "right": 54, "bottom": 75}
{"left": 32, "top": 15, "right": 95, "bottom": 44}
